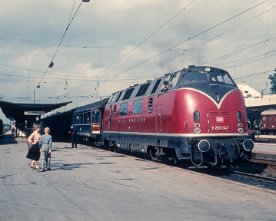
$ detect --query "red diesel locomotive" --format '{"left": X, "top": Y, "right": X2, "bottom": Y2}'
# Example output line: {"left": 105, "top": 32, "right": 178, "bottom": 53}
{"left": 102, "top": 65, "right": 254, "bottom": 166}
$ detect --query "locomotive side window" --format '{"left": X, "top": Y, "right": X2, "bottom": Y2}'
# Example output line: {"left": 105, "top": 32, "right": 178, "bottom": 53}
{"left": 136, "top": 83, "right": 150, "bottom": 97}
{"left": 151, "top": 79, "right": 161, "bottom": 94}
{"left": 148, "top": 97, "right": 153, "bottom": 113}
{"left": 109, "top": 94, "right": 116, "bottom": 103}
{"left": 120, "top": 103, "right": 128, "bottom": 116}
{"left": 122, "top": 88, "right": 134, "bottom": 100}
{"left": 115, "top": 91, "right": 122, "bottom": 102}
{"left": 133, "top": 100, "right": 143, "bottom": 114}
{"left": 113, "top": 105, "right": 117, "bottom": 116}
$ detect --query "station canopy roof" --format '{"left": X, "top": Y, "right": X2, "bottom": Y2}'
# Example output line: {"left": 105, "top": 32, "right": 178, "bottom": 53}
{"left": 0, "top": 100, "right": 71, "bottom": 122}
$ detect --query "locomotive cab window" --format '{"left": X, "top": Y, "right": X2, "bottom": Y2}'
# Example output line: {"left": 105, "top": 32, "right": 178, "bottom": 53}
{"left": 163, "top": 72, "right": 180, "bottom": 89}
{"left": 180, "top": 71, "right": 209, "bottom": 85}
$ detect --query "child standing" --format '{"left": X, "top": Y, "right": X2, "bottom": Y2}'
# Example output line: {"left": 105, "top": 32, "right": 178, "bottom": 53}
{"left": 39, "top": 127, "right": 52, "bottom": 172}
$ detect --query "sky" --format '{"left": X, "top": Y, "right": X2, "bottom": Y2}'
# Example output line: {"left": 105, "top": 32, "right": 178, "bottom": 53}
{"left": 0, "top": 0, "right": 276, "bottom": 120}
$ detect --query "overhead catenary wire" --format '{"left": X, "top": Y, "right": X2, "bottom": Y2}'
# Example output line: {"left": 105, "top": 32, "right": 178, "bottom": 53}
{"left": 35, "top": 0, "right": 88, "bottom": 89}
{"left": 105, "top": 0, "right": 196, "bottom": 72}
{"left": 65, "top": 1, "right": 271, "bottom": 98}
{"left": 9, "top": 0, "right": 272, "bottom": 102}
{"left": 234, "top": 69, "right": 274, "bottom": 81}
{"left": 64, "top": 1, "right": 197, "bottom": 100}
{"left": 204, "top": 36, "right": 276, "bottom": 65}
{"left": 117, "top": 0, "right": 269, "bottom": 75}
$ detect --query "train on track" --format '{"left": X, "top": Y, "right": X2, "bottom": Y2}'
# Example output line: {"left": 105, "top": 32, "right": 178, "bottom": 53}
{"left": 259, "top": 109, "right": 276, "bottom": 135}
{"left": 42, "top": 65, "right": 254, "bottom": 167}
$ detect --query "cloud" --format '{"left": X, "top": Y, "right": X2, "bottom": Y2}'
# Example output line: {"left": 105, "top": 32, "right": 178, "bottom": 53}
{"left": 0, "top": 0, "right": 276, "bottom": 110}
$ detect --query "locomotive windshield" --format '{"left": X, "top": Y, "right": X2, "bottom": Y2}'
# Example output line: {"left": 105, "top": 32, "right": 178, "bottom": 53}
{"left": 179, "top": 68, "right": 235, "bottom": 86}
{"left": 209, "top": 70, "right": 235, "bottom": 85}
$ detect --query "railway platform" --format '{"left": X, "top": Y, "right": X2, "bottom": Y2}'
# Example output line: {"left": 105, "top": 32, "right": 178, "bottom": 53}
{"left": 253, "top": 141, "right": 276, "bottom": 162}
{"left": 0, "top": 134, "right": 275, "bottom": 221}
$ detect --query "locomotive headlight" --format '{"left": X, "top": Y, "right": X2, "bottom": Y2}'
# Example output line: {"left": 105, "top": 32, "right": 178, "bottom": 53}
{"left": 194, "top": 127, "right": 201, "bottom": 134}
{"left": 194, "top": 122, "right": 201, "bottom": 134}
{"left": 194, "top": 123, "right": 200, "bottom": 128}
{"left": 197, "top": 139, "right": 210, "bottom": 152}
{"left": 238, "top": 123, "right": 243, "bottom": 128}
{"left": 243, "top": 139, "right": 254, "bottom": 151}
{"left": 238, "top": 128, "right": 243, "bottom": 133}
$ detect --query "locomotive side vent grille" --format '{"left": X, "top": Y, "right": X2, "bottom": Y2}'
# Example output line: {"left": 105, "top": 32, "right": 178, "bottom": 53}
{"left": 209, "top": 111, "right": 229, "bottom": 116}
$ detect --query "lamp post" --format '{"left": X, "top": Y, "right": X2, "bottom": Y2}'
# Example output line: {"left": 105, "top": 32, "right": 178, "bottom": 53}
{"left": 33, "top": 85, "right": 40, "bottom": 104}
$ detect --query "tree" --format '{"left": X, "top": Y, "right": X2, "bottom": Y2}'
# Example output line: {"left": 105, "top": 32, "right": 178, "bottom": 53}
{"left": 268, "top": 68, "right": 276, "bottom": 94}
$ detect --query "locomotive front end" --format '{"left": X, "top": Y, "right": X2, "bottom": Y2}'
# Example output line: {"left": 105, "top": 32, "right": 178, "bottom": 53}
{"left": 177, "top": 66, "right": 254, "bottom": 166}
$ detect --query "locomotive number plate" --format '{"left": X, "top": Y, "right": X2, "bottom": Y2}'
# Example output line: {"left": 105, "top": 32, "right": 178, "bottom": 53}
{"left": 211, "top": 125, "right": 229, "bottom": 131}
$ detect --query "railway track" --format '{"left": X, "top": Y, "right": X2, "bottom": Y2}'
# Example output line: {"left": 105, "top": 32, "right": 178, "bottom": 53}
{"left": 105, "top": 144, "right": 276, "bottom": 191}
{"left": 209, "top": 160, "right": 276, "bottom": 191}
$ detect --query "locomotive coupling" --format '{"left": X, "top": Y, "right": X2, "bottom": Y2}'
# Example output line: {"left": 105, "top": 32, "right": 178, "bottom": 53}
{"left": 242, "top": 139, "right": 254, "bottom": 152}
{"left": 197, "top": 139, "right": 210, "bottom": 152}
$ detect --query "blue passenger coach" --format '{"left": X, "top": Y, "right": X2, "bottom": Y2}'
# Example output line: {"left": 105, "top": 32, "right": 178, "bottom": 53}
{"left": 72, "top": 98, "right": 108, "bottom": 142}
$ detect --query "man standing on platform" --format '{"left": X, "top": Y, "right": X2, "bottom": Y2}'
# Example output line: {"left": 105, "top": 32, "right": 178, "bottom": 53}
{"left": 70, "top": 125, "right": 77, "bottom": 148}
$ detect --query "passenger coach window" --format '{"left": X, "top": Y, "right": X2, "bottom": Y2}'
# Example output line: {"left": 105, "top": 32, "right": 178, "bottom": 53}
{"left": 76, "top": 115, "right": 80, "bottom": 124}
{"left": 148, "top": 97, "right": 153, "bottom": 113}
{"left": 120, "top": 103, "right": 128, "bottom": 116}
{"left": 72, "top": 115, "right": 77, "bottom": 124}
{"left": 80, "top": 114, "right": 84, "bottom": 124}
{"left": 87, "top": 112, "right": 91, "bottom": 123}
{"left": 92, "top": 111, "right": 100, "bottom": 123}
{"left": 133, "top": 100, "right": 143, "bottom": 114}
{"left": 84, "top": 112, "right": 88, "bottom": 124}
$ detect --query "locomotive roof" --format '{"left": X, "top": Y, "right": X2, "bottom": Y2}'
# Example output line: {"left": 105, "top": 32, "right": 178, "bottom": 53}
{"left": 261, "top": 109, "right": 276, "bottom": 115}
{"left": 74, "top": 98, "right": 109, "bottom": 114}
{"left": 108, "top": 65, "right": 234, "bottom": 104}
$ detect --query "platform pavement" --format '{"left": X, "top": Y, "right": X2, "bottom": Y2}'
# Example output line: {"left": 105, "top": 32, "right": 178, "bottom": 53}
{"left": 0, "top": 136, "right": 276, "bottom": 221}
